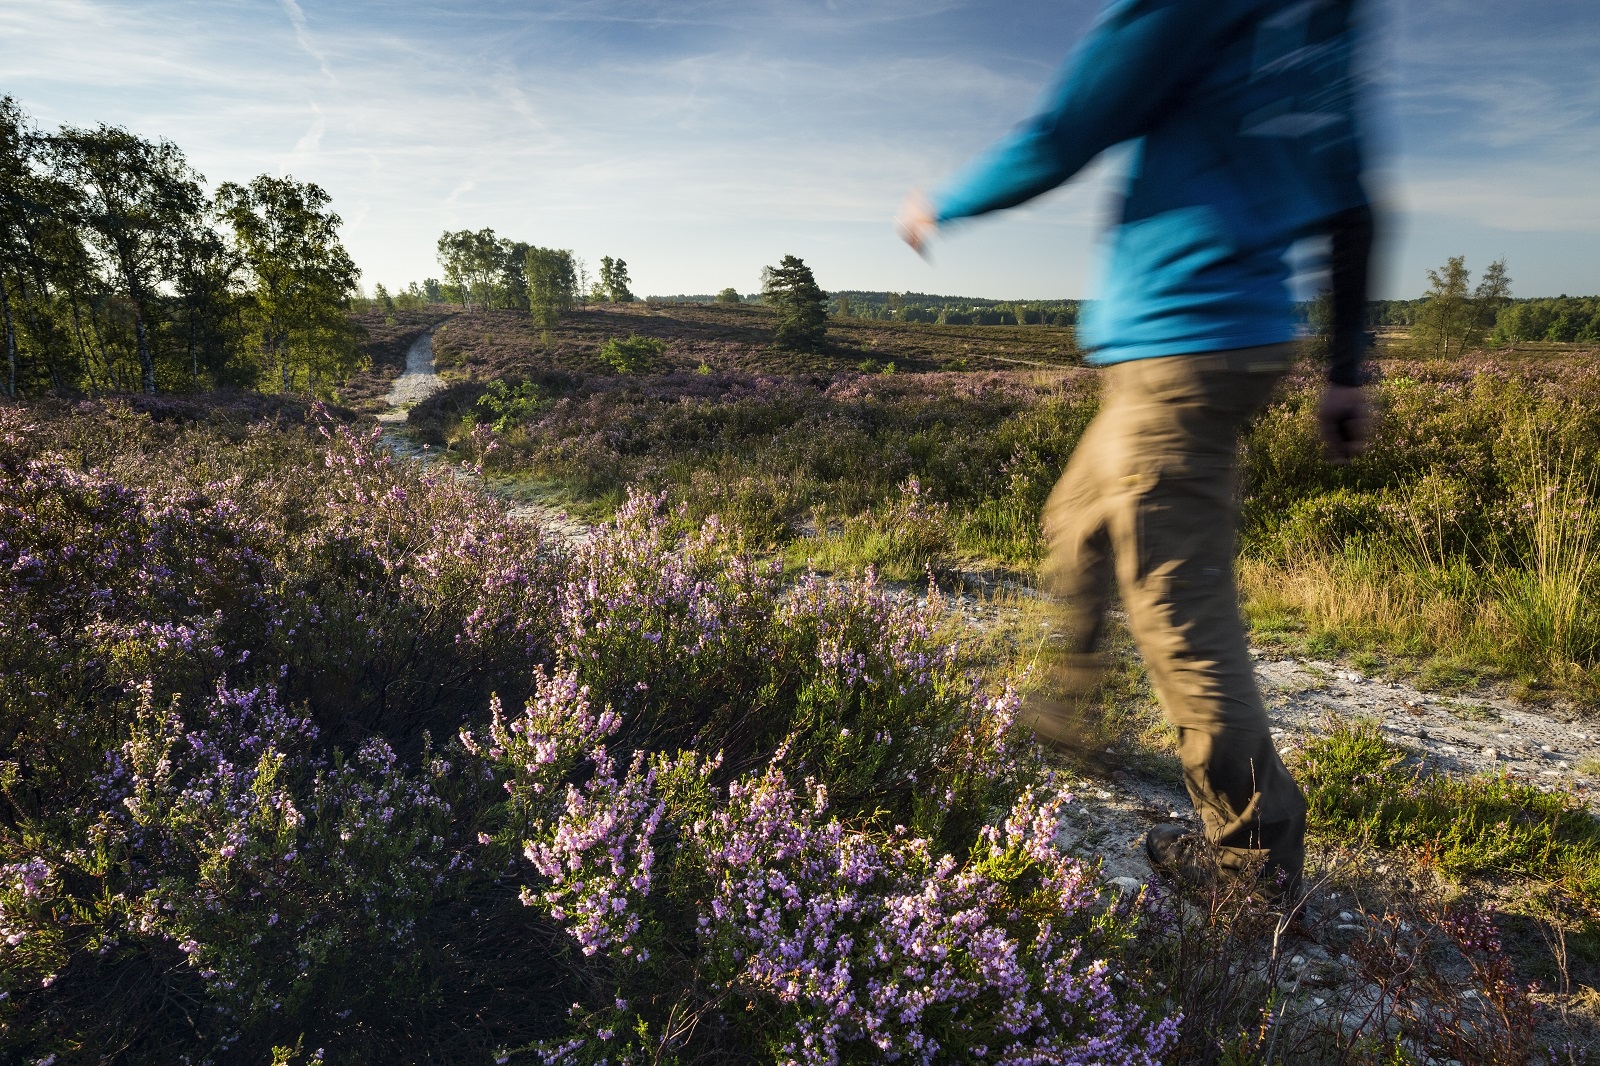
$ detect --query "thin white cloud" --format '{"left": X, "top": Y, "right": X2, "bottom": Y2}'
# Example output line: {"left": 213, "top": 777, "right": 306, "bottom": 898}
{"left": 279, "top": 0, "right": 337, "bottom": 83}
{"left": 287, "top": 103, "right": 326, "bottom": 167}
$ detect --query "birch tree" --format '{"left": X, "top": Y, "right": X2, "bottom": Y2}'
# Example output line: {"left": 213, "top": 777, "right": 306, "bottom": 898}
{"left": 216, "top": 175, "right": 359, "bottom": 395}
{"left": 50, "top": 125, "right": 204, "bottom": 393}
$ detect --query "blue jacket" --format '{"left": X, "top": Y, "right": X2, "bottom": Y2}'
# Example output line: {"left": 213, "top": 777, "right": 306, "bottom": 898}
{"left": 932, "top": 0, "right": 1368, "bottom": 363}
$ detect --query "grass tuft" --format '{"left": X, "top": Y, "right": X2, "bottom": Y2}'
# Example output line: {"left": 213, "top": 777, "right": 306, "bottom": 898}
{"left": 1296, "top": 719, "right": 1600, "bottom": 917}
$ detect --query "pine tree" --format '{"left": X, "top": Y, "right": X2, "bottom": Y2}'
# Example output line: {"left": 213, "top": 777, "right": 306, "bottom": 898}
{"left": 761, "top": 254, "right": 826, "bottom": 351}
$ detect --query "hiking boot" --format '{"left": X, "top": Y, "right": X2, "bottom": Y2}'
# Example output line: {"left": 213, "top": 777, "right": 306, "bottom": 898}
{"left": 1143, "top": 823, "right": 1223, "bottom": 893}
{"left": 1145, "top": 824, "right": 1302, "bottom": 909}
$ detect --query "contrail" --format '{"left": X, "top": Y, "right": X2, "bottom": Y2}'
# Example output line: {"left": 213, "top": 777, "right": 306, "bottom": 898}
{"left": 280, "top": 0, "right": 336, "bottom": 83}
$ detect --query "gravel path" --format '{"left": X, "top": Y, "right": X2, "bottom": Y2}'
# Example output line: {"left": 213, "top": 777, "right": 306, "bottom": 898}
{"left": 375, "top": 329, "right": 594, "bottom": 543}
{"left": 1068, "top": 651, "right": 1600, "bottom": 890}
{"left": 377, "top": 331, "right": 448, "bottom": 424}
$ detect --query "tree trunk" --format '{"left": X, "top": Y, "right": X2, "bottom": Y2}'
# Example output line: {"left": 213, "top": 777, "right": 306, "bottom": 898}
{"left": 127, "top": 271, "right": 155, "bottom": 394}
{"left": 134, "top": 306, "right": 154, "bottom": 393}
{"left": 0, "top": 271, "right": 15, "bottom": 400}
{"left": 69, "top": 296, "right": 99, "bottom": 397}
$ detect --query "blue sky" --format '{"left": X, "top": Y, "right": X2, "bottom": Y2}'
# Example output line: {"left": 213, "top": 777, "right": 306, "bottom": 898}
{"left": 4, "top": 0, "right": 1597, "bottom": 300}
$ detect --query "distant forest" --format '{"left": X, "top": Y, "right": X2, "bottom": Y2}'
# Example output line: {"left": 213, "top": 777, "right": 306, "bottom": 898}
{"left": 649, "top": 289, "right": 1600, "bottom": 344}
{"left": 649, "top": 290, "right": 1082, "bottom": 325}
{"left": 1365, "top": 295, "right": 1600, "bottom": 343}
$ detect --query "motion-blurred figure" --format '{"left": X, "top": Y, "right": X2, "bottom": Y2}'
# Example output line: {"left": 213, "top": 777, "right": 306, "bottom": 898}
{"left": 898, "top": 0, "right": 1375, "bottom": 902}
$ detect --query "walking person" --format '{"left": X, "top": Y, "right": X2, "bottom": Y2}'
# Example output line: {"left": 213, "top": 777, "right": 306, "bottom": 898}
{"left": 897, "top": 0, "right": 1376, "bottom": 902}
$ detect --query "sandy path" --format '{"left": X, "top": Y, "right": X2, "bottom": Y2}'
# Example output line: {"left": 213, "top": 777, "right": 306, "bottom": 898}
{"left": 374, "top": 329, "right": 593, "bottom": 543}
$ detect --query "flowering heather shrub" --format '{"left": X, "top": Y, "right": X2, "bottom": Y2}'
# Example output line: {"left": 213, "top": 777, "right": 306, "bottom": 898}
{"left": 0, "top": 403, "right": 1172, "bottom": 1062}
{"left": 506, "top": 756, "right": 1177, "bottom": 1065}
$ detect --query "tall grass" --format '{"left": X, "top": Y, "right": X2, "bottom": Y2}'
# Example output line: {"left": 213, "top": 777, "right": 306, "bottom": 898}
{"left": 1239, "top": 362, "right": 1600, "bottom": 693}
{"left": 1497, "top": 427, "right": 1600, "bottom": 674}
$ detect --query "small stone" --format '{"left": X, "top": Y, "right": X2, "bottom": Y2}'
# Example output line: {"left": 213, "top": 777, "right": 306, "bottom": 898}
{"left": 1338, "top": 911, "right": 1356, "bottom": 922}
{"left": 1483, "top": 747, "right": 1498, "bottom": 761}
{"left": 1290, "top": 954, "right": 1306, "bottom": 966}
{"left": 1109, "top": 876, "right": 1142, "bottom": 895}
{"left": 1542, "top": 744, "right": 1555, "bottom": 753}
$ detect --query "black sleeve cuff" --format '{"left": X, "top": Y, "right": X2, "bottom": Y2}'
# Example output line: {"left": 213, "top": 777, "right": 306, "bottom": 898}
{"left": 1327, "top": 202, "right": 1375, "bottom": 387}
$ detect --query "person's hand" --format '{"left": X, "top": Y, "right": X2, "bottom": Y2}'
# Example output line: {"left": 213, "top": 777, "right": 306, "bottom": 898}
{"left": 896, "top": 189, "right": 938, "bottom": 257}
{"left": 1317, "top": 383, "right": 1370, "bottom": 464}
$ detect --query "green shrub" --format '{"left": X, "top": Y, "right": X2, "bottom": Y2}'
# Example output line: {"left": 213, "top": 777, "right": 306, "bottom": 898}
{"left": 600, "top": 334, "right": 667, "bottom": 374}
{"left": 1297, "top": 719, "right": 1600, "bottom": 914}
{"left": 473, "top": 378, "right": 545, "bottom": 432}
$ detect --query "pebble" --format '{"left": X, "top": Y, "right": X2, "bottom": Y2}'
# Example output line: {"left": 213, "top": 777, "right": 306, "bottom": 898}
{"left": 1109, "top": 876, "right": 1143, "bottom": 895}
{"left": 1338, "top": 911, "right": 1356, "bottom": 922}
{"left": 1483, "top": 747, "right": 1498, "bottom": 760}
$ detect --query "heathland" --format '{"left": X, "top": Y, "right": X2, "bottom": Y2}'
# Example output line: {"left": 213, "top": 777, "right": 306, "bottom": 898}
{"left": 4, "top": 286, "right": 1600, "bottom": 1064}
{"left": 6, "top": 92, "right": 1600, "bottom": 1063}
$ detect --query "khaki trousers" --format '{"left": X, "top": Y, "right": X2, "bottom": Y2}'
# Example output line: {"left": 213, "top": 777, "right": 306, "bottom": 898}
{"left": 1036, "top": 345, "right": 1306, "bottom": 885}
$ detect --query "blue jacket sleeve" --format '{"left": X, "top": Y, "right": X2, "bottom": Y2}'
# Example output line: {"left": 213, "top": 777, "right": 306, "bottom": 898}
{"left": 932, "top": 0, "right": 1220, "bottom": 223}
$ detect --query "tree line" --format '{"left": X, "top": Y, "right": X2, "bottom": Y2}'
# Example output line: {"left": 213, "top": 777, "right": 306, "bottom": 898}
{"left": 432, "top": 228, "right": 634, "bottom": 324}
{"left": 1300, "top": 255, "right": 1600, "bottom": 354}
{"left": 0, "top": 97, "right": 361, "bottom": 398}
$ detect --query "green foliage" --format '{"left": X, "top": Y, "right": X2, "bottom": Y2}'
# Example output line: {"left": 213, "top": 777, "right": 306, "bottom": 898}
{"left": 0, "top": 96, "right": 383, "bottom": 398}
{"left": 600, "top": 333, "right": 666, "bottom": 374}
{"left": 598, "top": 255, "right": 634, "bottom": 303}
{"left": 1239, "top": 364, "right": 1600, "bottom": 689}
{"left": 1297, "top": 720, "right": 1600, "bottom": 913}
{"left": 1412, "top": 255, "right": 1475, "bottom": 357}
{"left": 436, "top": 227, "right": 510, "bottom": 310}
{"left": 524, "top": 245, "right": 577, "bottom": 328}
{"left": 794, "top": 477, "right": 955, "bottom": 581}
{"left": 1492, "top": 294, "right": 1600, "bottom": 345}
{"left": 715, "top": 287, "right": 741, "bottom": 305}
{"left": 474, "top": 378, "right": 545, "bottom": 432}
{"left": 761, "top": 254, "right": 827, "bottom": 351}
{"left": 1410, "top": 256, "right": 1511, "bottom": 358}
{"left": 213, "top": 175, "right": 362, "bottom": 397}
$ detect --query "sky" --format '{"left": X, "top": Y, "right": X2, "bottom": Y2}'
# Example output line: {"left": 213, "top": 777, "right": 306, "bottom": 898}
{"left": 3, "top": 0, "right": 1597, "bottom": 301}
